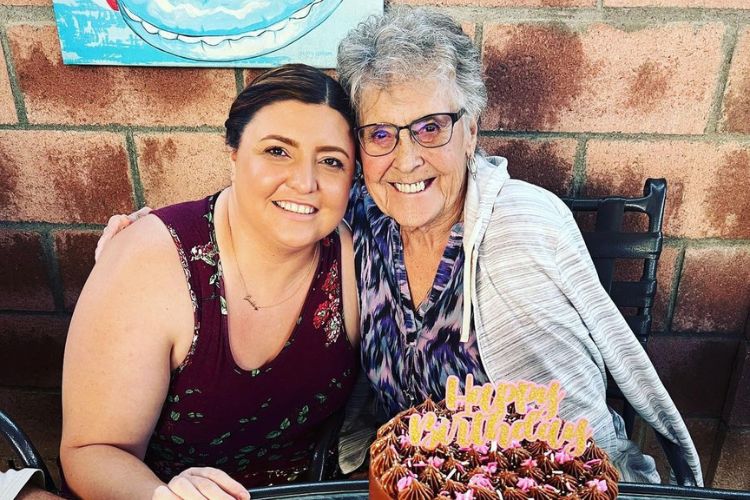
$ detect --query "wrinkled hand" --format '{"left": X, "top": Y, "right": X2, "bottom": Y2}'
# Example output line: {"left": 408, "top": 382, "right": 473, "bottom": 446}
{"left": 152, "top": 467, "right": 250, "bottom": 500}
{"left": 95, "top": 207, "right": 152, "bottom": 261}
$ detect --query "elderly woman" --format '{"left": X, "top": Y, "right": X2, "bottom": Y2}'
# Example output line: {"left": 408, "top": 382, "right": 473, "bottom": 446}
{"left": 335, "top": 6, "right": 702, "bottom": 485}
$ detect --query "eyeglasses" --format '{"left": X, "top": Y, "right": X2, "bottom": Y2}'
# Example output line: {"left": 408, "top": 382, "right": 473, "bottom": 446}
{"left": 355, "top": 109, "right": 466, "bottom": 157}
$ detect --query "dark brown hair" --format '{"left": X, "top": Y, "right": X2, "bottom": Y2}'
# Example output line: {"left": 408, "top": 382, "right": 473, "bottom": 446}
{"left": 225, "top": 64, "right": 356, "bottom": 150}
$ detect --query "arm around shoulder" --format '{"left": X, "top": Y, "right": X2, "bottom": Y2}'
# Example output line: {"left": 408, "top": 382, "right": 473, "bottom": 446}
{"left": 338, "top": 222, "right": 360, "bottom": 347}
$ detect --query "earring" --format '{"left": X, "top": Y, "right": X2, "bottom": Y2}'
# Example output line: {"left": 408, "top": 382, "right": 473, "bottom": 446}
{"left": 466, "top": 153, "right": 477, "bottom": 178}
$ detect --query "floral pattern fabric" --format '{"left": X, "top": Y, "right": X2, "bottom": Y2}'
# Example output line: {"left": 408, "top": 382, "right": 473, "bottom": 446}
{"left": 144, "top": 194, "right": 357, "bottom": 488}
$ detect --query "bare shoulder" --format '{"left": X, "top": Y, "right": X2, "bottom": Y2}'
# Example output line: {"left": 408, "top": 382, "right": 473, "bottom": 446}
{"left": 96, "top": 213, "right": 178, "bottom": 267}
{"left": 69, "top": 212, "right": 193, "bottom": 352}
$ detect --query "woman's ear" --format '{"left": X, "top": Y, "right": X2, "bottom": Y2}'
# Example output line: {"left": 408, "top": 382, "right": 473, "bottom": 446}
{"left": 230, "top": 149, "right": 237, "bottom": 183}
{"left": 466, "top": 117, "right": 479, "bottom": 156}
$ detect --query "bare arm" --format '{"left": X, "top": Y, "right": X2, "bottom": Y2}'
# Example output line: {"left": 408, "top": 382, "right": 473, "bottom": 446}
{"left": 62, "top": 215, "right": 248, "bottom": 499}
{"left": 62, "top": 214, "right": 193, "bottom": 499}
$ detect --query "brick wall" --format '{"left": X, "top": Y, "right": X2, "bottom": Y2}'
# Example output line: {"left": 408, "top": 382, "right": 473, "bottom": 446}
{"left": 0, "top": 0, "right": 748, "bottom": 490}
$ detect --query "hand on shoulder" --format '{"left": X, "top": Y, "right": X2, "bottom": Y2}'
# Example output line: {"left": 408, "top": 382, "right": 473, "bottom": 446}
{"left": 95, "top": 206, "right": 153, "bottom": 261}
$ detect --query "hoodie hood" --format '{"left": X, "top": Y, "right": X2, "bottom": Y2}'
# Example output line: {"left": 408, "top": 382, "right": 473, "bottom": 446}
{"left": 460, "top": 154, "right": 510, "bottom": 341}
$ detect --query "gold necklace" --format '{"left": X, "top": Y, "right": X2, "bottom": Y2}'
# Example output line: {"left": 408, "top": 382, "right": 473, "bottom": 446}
{"left": 226, "top": 206, "right": 319, "bottom": 311}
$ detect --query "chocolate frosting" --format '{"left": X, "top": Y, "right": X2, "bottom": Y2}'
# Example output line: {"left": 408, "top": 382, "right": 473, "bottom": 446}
{"left": 396, "top": 478, "right": 433, "bottom": 500}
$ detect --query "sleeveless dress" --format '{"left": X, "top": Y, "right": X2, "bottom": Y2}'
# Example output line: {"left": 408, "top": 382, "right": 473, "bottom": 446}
{"left": 143, "top": 194, "right": 357, "bottom": 487}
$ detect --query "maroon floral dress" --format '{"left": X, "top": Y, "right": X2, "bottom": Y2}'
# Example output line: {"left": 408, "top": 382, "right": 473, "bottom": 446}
{"left": 144, "top": 194, "right": 357, "bottom": 487}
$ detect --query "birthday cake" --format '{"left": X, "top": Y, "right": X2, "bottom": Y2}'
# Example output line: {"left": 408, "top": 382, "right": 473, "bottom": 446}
{"left": 368, "top": 376, "right": 619, "bottom": 500}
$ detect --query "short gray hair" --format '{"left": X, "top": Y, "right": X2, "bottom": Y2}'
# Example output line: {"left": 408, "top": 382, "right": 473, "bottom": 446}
{"left": 336, "top": 6, "right": 487, "bottom": 123}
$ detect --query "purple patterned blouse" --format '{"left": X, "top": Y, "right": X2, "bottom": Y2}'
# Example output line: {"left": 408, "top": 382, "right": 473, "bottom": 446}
{"left": 346, "top": 179, "right": 488, "bottom": 421}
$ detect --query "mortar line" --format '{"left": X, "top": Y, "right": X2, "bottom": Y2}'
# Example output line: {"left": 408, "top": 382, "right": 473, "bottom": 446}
{"left": 0, "top": 221, "right": 104, "bottom": 231}
{"left": 476, "top": 130, "right": 750, "bottom": 142}
{"left": 665, "top": 243, "right": 687, "bottom": 334}
{"left": 235, "top": 68, "right": 245, "bottom": 94}
{"left": 0, "top": 309, "right": 72, "bottom": 318}
{"left": 125, "top": 130, "right": 147, "bottom": 209}
{"left": 40, "top": 231, "right": 65, "bottom": 311}
{"left": 0, "top": 123, "right": 225, "bottom": 133}
{"left": 0, "top": 24, "right": 28, "bottom": 125}
{"left": 0, "top": 5, "right": 56, "bottom": 23}
{"left": 705, "top": 24, "right": 740, "bottom": 134}
{"left": 439, "top": 6, "right": 750, "bottom": 24}
{"left": 571, "top": 136, "right": 588, "bottom": 197}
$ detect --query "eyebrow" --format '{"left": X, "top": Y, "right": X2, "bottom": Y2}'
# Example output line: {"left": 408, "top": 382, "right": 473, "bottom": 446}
{"left": 359, "top": 112, "right": 445, "bottom": 128}
{"left": 261, "top": 134, "right": 351, "bottom": 160}
{"left": 261, "top": 134, "right": 299, "bottom": 147}
{"left": 318, "top": 146, "right": 351, "bottom": 160}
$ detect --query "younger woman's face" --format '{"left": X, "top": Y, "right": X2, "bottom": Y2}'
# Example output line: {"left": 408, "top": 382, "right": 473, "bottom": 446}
{"left": 231, "top": 100, "right": 356, "bottom": 250}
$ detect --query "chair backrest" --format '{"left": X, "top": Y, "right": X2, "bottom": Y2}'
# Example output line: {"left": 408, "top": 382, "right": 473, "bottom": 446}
{"left": 560, "top": 178, "right": 667, "bottom": 348}
{"left": 559, "top": 178, "right": 667, "bottom": 438}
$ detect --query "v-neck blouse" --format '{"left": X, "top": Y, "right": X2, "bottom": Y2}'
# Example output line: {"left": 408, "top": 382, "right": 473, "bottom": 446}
{"left": 346, "top": 180, "right": 488, "bottom": 420}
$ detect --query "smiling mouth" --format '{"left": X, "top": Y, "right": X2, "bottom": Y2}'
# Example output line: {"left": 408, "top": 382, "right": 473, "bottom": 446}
{"left": 274, "top": 201, "right": 318, "bottom": 215}
{"left": 392, "top": 179, "right": 434, "bottom": 194}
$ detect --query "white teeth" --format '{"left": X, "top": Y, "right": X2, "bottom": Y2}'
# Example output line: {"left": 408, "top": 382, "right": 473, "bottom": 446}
{"left": 275, "top": 201, "right": 316, "bottom": 214}
{"left": 393, "top": 181, "right": 427, "bottom": 194}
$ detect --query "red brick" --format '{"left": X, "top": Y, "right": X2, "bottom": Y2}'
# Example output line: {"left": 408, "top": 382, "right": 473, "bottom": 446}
{"left": 393, "top": 0, "right": 595, "bottom": 6}
{"left": 243, "top": 69, "right": 267, "bottom": 87}
{"left": 712, "top": 428, "right": 750, "bottom": 490}
{"left": 0, "top": 314, "right": 68, "bottom": 388}
{"left": 482, "top": 23, "right": 724, "bottom": 133}
{"left": 0, "top": 231, "right": 54, "bottom": 311}
{"left": 607, "top": 0, "right": 750, "bottom": 6}
{"left": 637, "top": 417, "right": 719, "bottom": 485}
{"left": 653, "top": 245, "right": 679, "bottom": 332}
{"left": 7, "top": 24, "right": 235, "bottom": 126}
{"left": 585, "top": 140, "right": 750, "bottom": 239}
{"left": 54, "top": 231, "right": 98, "bottom": 311}
{"left": 478, "top": 138, "right": 576, "bottom": 195}
{"left": 0, "top": 130, "right": 134, "bottom": 224}
{"left": 0, "top": 388, "right": 61, "bottom": 460}
{"left": 0, "top": 45, "right": 17, "bottom": 124}
{"left": 647, "top": 336, "right": 739, "bottom": 416}
{"left": 721, "top": 27, "right": 750, "bottom": 133}
{"left": 672, "top": 246, "right": 750, "bottom": 333}
{"left": 722, "top": 341, "right": 750, "bottom": 427}
{"left": 135, "top": 133, "right": 231, "bottom": 208}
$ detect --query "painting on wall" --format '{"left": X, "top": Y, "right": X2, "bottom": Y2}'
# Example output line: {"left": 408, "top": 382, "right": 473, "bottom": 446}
{"left": 52, "top": 0, "right": 383, "bottom": 67}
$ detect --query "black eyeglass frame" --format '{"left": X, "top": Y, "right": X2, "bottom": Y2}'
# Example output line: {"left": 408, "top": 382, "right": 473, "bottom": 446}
{"left": 354, "top": 109, "right": 466, "bottom": 157}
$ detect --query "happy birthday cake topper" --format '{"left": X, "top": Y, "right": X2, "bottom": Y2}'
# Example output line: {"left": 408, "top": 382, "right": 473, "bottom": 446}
{"left": 407, "top": 375, "right": 593, "bottom": 456}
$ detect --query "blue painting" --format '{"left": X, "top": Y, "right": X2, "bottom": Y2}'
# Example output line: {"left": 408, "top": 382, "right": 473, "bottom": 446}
{"left": 52, "top": 0, "right": 383, "bottom": 67}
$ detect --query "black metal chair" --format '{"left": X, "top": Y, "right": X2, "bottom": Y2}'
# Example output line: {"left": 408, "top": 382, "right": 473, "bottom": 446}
{"left": 560, "top": 178, "right": 694, "bottom": 485}
{"left": 306, "top": 409, "right": 345, "bottom": 482}
{"left": 560, "top": 178, "right": 666, "bottom": 437}
{"left": 0, "top": 409, "right": 58, "bottom": 493}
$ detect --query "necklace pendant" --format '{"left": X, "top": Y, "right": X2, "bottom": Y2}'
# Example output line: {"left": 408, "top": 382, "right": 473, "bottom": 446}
{"left": 244, "top": 295, "right": 259, "bottom": 310}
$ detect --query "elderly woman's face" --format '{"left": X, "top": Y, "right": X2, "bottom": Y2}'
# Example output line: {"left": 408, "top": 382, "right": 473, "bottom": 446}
{"left": 357, "top": 80, "right": 478, "bottom": 232}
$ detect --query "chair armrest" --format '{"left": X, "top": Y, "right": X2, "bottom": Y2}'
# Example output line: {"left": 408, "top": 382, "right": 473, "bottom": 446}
{"left": 0, "top": 410, "right": 57, "bottom": 493}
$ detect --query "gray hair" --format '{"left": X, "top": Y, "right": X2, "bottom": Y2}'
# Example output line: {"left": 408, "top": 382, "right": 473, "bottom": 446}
{"left": 336, "top": 6, "right": 487, "bottom": 124}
